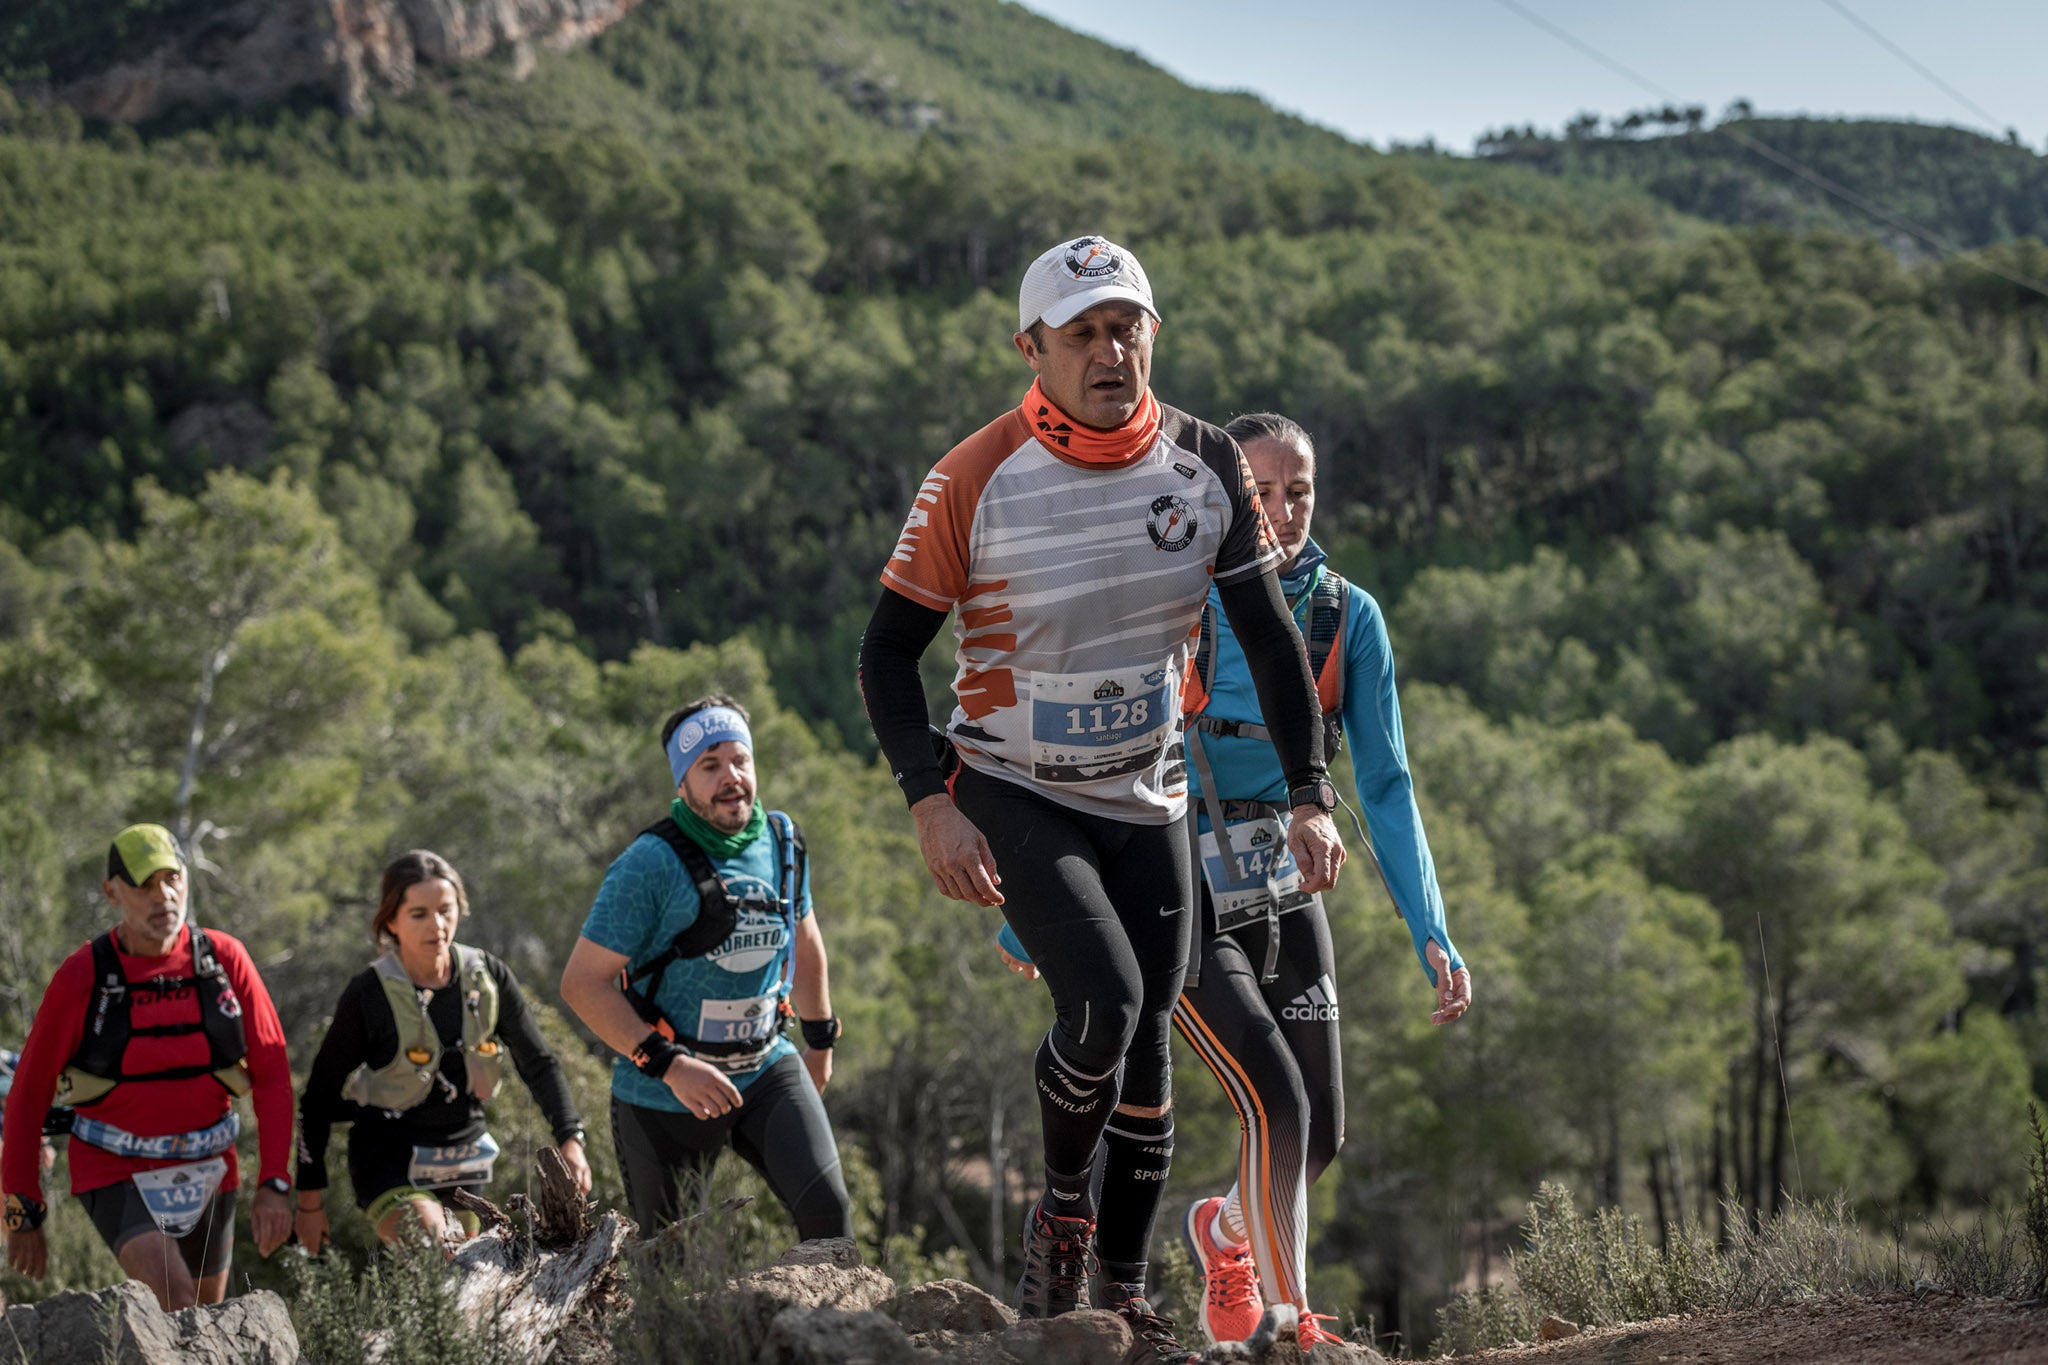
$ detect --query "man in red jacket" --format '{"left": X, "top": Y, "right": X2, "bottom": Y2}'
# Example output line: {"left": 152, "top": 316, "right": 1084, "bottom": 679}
{"left": 2, "top": 824, "right": 294, "bottom": 1308}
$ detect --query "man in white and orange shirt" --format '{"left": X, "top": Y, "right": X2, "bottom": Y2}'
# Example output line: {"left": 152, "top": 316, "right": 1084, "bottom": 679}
{"left": 3, "top": 823, "right": 293, "bottom": 1308}
{"left": 859, "top": 235, "right": 1344, "bottom": 1358}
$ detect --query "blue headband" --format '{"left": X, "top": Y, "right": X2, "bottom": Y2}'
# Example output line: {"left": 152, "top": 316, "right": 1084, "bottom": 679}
{"left": 667, "top": 706, "right": 752, "bottom": 786}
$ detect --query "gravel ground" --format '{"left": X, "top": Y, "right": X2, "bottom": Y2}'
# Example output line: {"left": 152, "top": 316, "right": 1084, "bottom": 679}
{"left": 1450, "top": 1292, "right": 2048, "bottom": 1364}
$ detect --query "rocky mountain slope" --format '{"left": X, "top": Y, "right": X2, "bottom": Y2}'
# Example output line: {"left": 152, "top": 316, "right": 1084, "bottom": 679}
{"left": 38, "top": 0, "right": 642, "bottom": 119}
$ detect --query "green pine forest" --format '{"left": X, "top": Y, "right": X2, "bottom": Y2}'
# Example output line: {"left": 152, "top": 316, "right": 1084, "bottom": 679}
{"left": 2, "top": 0, "right": 2046, "bottom": 1348}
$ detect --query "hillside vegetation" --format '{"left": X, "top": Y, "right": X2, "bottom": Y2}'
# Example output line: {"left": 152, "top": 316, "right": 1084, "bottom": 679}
{"left": 3, "top": 0, "right": 2046, "bottom": 1349}
{"left": 1480, "top": 112, "right": 2048, "bottom": 252}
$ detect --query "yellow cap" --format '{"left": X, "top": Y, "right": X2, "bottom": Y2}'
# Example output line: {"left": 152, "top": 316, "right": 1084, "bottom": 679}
{"left": 109, "top": 824, "right": 183, "bottom": 884}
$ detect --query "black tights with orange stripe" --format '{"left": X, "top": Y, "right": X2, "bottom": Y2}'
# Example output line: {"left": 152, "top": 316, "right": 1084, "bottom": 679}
{"left": 1174, "top": 893, "right": 1343, "bottom": 1311}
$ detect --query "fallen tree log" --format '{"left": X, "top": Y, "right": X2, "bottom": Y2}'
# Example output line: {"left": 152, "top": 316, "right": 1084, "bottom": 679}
{"left": 441, "top": 1147, "right": 633, "bottom": 1364}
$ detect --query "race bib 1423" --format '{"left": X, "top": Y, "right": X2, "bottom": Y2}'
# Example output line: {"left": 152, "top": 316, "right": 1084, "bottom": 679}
{"left": 1198, "top": 811, "right": 1312, "bottom": 923}
{"left": 408, "top": 1132, "right": 500, "bottom": 1189}
{"left": 131, "top": 1157, "right": 228, "bottom": 1238}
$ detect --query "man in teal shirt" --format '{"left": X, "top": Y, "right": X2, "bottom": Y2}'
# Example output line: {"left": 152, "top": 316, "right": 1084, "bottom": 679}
{"left": 559, "top": 695, "right": 850, "bottom": 1238}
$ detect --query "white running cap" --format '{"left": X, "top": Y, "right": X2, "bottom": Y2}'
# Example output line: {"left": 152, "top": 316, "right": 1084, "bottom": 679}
{"left": 1017, "top": 235, "right": 1159, "bottom": 333}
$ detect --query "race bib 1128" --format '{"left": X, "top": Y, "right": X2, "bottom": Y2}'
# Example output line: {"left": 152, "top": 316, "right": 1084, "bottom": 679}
{"left": 1030, "top": 666, "right": 1174, "bottom": 784}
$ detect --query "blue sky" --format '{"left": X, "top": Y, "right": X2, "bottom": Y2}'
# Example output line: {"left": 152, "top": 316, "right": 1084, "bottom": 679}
{"left": 1015, "top": 1, "right": 2048, "bottom": 152}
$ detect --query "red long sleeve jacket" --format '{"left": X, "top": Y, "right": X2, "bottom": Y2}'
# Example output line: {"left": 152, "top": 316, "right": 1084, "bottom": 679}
{"left": 1, "top": 923, "right": 292, "bottom": 1199}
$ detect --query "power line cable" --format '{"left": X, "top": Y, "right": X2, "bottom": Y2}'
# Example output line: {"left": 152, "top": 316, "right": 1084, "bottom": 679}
{"left": 1817, "top": 0, "right": 2005, "bottom": 133}
{"left": 1481, "top": 0, "right": 2048, "bottom": 303}
{"left": 1485, "top": 0, "right": 1679, "bottom": 107}
{"left": 1756, "top": 914, "right": 1806, "bottom": 1204}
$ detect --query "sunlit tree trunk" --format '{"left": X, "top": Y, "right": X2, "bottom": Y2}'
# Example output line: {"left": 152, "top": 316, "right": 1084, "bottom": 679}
{"left": 173, "top": 643, "right": 232, "bottom": 849}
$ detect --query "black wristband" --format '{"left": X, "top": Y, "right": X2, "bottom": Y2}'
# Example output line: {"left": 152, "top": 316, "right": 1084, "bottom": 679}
{"left": 261, "top": 1177, "right": 290, "bottom": 1196}
{"left": 800, "top": 1016, "right": 841, "bottom": 1050}
{"left": 4, "top": 1193, "right": 46, "bottom": 1233}
{"left": 632, "top": 1031, "right": 684, "bottom": 1079}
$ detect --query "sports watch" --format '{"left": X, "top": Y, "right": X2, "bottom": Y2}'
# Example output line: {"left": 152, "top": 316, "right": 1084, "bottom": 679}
{"left": 1289, "top": 778, "right": 1338, "bottom": 814}
{"left": 261, "top": 1177, "right": 291, "bottom": 1196}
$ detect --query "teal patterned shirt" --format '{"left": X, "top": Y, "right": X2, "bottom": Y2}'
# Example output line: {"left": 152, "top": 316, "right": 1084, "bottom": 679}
{"left": 579, "top": 820, "right": 809, "bottom": 1110}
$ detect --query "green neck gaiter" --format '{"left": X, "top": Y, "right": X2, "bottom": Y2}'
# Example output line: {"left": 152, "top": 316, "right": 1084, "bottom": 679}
{"left": 671, "top": 797, "right": 767, "bottom": 858}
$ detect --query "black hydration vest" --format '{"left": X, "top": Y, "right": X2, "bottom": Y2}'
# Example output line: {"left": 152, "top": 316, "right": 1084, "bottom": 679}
{"left": 616, "top": 813, "right": 807, "bottom": 1066}
{"left": 59, "top": 926, "right": 251, "bottom": 1108}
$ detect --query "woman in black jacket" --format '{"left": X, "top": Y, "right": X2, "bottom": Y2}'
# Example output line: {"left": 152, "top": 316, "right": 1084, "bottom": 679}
{"left": 294, "top": 850, "right": 588, "bottom": 1250}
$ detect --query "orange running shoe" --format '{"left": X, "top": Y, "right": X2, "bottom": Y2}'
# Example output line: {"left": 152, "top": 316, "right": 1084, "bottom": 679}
{"left": 1182, "top": 1195, "right": 1263, "bottom": 1344}
{"left": 1298, "top": 1310, "right": 1346, "bottom": 1350}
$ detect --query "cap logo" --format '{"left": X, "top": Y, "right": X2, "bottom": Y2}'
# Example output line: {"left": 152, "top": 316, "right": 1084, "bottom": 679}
{"left": 1064, "top": 237, "right": 1122, "bottom": 279}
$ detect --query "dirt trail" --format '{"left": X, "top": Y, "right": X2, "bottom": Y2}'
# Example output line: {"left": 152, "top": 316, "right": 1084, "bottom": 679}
{"left": 1451, "top": 1292, "right": 2048, "bottom": 1364}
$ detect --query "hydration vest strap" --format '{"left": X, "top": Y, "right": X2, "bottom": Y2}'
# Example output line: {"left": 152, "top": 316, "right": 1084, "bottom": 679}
{"left": 1186, "top": 728, "right": 1283, "bottom": 986}
{"left": 1306, "top": 571, "right": 1349, "bottom": 758}
{"left": 190, "top": 925, "right": 220, "bottom": 977}
{"left": 73, "top": 934, "right": 131, "bottom": 1082}
{"left": 638, "top": 821, "right": 739, "bottom": 963}
{"left": 768, "top": 811, "right": 804, "bottom": 1001}
{"left": 70, "top": 1110, "right": 240, "bottom": 1162}
{"left": 1188, "top": 569, "right": 1349, "bottom": 751}
{"left": 1192, "top": 714, "right": 1272, "bottom": 743}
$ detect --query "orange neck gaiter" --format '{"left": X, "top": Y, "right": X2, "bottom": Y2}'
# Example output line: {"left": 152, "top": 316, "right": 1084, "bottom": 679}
{"left": 1020, "top": 379, "right": 1162, "bottom": 467}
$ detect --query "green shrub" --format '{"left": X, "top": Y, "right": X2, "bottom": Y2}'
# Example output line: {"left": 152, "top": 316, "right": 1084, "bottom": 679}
{"left": 1925, "top": 1103, "right": 2048, "bottom": 1300}
{"left": 2026, "top": 1103, "right": 2048, "bottom": 1298}
{"left": 290, "top": 1231, "right": 519, "bottom": 1365}
{"left": 1435, "top": 1181, "right": 1909, "bottom": 1353}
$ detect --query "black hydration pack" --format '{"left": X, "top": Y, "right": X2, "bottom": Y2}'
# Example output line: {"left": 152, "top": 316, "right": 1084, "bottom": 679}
{"left": 59, "top": 926, "right": 251, "bottom": 1107}
{"left": 616, "top": 812, "right": 807, "bottom": 1069}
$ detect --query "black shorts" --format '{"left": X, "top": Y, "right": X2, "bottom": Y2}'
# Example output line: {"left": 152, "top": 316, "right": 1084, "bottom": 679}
{"left": 78, "top": 1179, "right": 236, "bottom": 1277}
{"left": 347, "top": 1122, "right": 487, "bottom": 1214}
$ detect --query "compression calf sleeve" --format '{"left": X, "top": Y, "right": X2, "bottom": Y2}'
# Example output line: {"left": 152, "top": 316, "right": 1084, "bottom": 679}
{"left": 1035, "top": 1033, "right": 1118, "bottom": 1219}
{"left": 1094, "top": 1109, "right": 1174, "bottom": 1271}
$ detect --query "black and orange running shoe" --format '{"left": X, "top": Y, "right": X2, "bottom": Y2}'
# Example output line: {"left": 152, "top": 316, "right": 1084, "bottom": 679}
{"left": 1014, "top": 1198, "right": 1096, "bottom": 1319}
{"left": 1095, "top": 1277, "right": 1200, "bottom": 1363}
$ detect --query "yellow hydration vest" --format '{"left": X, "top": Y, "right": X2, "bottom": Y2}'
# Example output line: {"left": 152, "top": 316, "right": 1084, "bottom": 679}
{"left": 344, "top": 945, "right": 502, "bottom": 1112}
